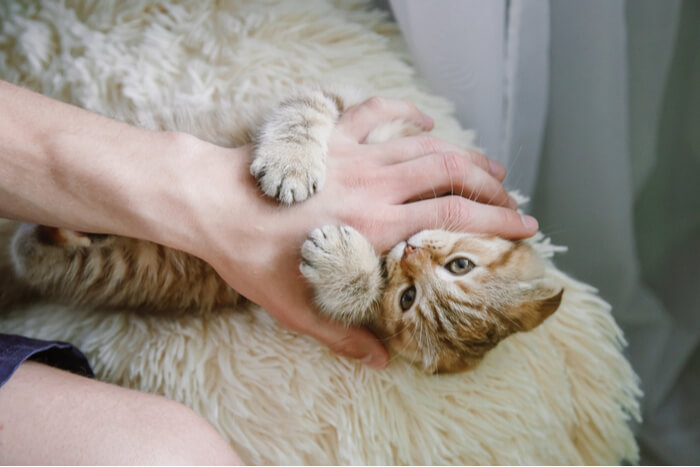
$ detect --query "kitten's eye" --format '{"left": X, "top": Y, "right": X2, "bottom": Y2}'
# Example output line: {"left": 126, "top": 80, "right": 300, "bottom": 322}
{"left": 445, "top": 257, "right": 475, "bottom": 275}
{"left": 400, "top": 286, "right": 416, "bottom": 311}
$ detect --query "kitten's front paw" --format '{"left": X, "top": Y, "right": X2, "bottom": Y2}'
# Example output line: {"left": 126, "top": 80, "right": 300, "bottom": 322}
{"left": 300, "top": 225, "right": 383, "bottom": 325}
{"left": 300, "top": 225, "right": 354, "bottom": 276}
{"left": 250, "top": 143, "right": 326, "bottom": 204}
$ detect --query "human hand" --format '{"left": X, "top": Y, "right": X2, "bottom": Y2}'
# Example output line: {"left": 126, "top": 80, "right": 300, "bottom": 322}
{"left": 0, "top": 82, "right": 534, "bottom": 368}
{"left": 172, "top": 97, "right": 538, "bottom": 369}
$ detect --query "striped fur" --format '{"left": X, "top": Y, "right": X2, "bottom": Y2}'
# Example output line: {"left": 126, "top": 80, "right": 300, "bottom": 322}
{"left": 10, "top": 225, "right": 241, "bottom": 314}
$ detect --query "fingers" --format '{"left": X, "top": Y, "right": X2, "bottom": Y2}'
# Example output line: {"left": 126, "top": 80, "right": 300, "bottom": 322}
{"left": 338, "top": 97, "right": 506, "bottom": 182}
{"left": 391, "top": 196, "right": 538, "bottom": 242}
{"left": 279, "top": 311, "right": 389, "bottom": 369}
{"left": 337, "top": 96, "right": 433, "bottom": 143}
{"left": 382, "top": 152, "right": 514, "bottom": 208}
{"left": 371, "top": 135, "right": 506, "bottom": 181}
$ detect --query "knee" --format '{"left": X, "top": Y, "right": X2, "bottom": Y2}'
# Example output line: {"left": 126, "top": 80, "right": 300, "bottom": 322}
{"left": 121, "top": 394, "right": 242, "bottom": 465}
{"left": 0, "top": 362, "right": 241, "bottom": 465}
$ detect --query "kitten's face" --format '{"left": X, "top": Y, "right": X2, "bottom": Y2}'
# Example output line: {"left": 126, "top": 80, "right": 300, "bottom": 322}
{"left": 379, "top": 230, "right": 562, "bottom": 374}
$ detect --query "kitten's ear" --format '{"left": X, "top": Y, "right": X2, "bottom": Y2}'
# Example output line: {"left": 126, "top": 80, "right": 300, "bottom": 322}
{"left": 510, "top": 279, "right": 564, "bottom": 331}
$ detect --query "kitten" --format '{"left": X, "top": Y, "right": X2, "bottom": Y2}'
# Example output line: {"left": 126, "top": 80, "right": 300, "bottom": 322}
{"left": 9, "top": 223, "right": 241, "bottom": 313}
{"left": 7, "top": 88, "right": 562, "bottom": 373}
{"left": 300, "top": 226, "right": 562, "bottom": 373}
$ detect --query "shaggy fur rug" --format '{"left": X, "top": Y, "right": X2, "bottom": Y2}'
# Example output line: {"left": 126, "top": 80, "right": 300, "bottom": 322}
{"left": 0, "top": 1, "right": 641, "bottom": 464}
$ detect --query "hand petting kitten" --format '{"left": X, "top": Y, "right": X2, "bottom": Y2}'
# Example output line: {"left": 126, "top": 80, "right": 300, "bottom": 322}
{"left": 252, "top": 88, "right": 562, "bottom": 373}
{"left": 4, "top": 81, "right": 542, "bottom": 370}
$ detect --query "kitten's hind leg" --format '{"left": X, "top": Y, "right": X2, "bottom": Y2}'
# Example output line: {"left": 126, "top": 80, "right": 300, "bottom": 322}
{"left": 300, "top": 225, "right": 384, "bottom": 326}
{"left": 251, "top": 91, "right": 342, "bottom": 204}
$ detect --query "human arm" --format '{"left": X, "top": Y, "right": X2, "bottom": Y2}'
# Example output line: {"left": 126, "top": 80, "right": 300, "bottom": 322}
{"left": 0, "top": 81, "right": 538, "bottom": 367}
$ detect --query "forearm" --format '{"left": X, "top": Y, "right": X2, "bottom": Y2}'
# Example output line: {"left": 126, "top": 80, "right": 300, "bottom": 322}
{"left": 0, "top": 81, "right": 245, "bottom": 250}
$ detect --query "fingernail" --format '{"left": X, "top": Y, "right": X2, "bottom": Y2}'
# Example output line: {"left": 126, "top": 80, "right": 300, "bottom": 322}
{"left": 489, "top": 160, "right": 506, "bottom": 179}
{"left": 508, "top": 196, "right": 518, "bottom": 209}
{"left": 422, "top": 114, "right": 434, "bottom": 130}
{"left": 521, "top": 214, "right": 538, "bottom": 231}
{"left": 361, "top": 353, "right": 388, "bottom": 369}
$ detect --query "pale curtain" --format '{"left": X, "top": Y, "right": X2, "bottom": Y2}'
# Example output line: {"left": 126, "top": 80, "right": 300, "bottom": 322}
{"left": 389, "top": 0, "right": 699, "bottom": 463}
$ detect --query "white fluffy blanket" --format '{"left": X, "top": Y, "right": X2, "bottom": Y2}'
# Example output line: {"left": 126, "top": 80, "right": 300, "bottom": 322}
{"left": 0, "top": 1, "right": 641, "bottom": 464}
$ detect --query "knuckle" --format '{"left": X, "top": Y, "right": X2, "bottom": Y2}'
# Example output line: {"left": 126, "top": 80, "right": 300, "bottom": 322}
{"left": 344, "top": 171, "right": 375, "bottom": 192}
{"left": 502, "top": 206, "right": 520, "bottom": 225}
{"left": 363, "top": 96, "right": 387, "bottom": 112}
{"left": 497, "top": 186, "right": 510, "bottom": 205}
{"left": 440, "top": 151, "right": 464, "bottom": 176}
{"left": 467, "top": 150, "right": 490, "bottom": 171}
{"left": 493, "top": 206, "right": 516, "bottom": 230}
{"left": 441, "top": 197, "right": 468, "bottom": 225}
{"left": 418, "top": 135, "right": 442, "bottom": 154}
{"left": 479, "top": 178, "right": 502, "bottom": 200}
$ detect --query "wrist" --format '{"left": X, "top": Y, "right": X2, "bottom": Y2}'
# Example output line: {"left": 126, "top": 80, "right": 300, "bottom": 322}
{"left": 44, "top": 128, "right": 226, "bottom": 249}
{"left": 0, "top": 81, "right": 257, "bottom": 270}
{"left": 139, "top": 132, "right": 253, "bottom": 259}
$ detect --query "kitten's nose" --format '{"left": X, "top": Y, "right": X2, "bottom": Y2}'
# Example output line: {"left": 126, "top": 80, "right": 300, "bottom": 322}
{"left": 400, "top": 243, "right": 427, "bottom": 272}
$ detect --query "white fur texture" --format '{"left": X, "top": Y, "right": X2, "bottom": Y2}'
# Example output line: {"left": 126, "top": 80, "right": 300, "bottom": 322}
{"left": 0, "top": 1, "right": 641, "bottom": 464}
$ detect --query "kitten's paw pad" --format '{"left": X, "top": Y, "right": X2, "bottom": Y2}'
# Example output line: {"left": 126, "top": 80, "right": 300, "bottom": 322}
{"left": 250, "top": 145, "right": 326, "bottom": 204}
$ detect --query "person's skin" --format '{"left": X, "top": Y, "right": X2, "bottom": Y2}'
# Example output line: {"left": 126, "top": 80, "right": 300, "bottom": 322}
{"left": 0, "top": 362, "right": 241, "bottom": 465}
{"left": 0, "top": 80, "right": 538, "bottom": 463}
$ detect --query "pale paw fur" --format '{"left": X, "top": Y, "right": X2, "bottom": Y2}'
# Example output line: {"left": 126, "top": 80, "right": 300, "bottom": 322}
{"left": 250, "top": 141, "right": 326, "bottom": 204}
{"left": 300, "top": 225, "right": 384, "bottom": 325}
{"left": 250, "top": 91, "right": 342, "bottom": 204}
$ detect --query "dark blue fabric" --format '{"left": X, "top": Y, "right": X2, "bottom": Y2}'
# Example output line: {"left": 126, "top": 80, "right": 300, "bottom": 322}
{"left": 0, "top": 333, "right": 93, "bottom": 387}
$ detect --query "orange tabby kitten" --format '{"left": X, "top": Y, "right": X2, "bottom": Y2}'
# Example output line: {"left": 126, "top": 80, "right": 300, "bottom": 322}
{"left": 7, "top": 88, "right": 562, "bottom": 373}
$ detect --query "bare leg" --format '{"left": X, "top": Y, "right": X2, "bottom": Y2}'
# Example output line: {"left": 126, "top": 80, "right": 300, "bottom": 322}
{"left": 0, "top": 362, "right": 241, "bottom": 465}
